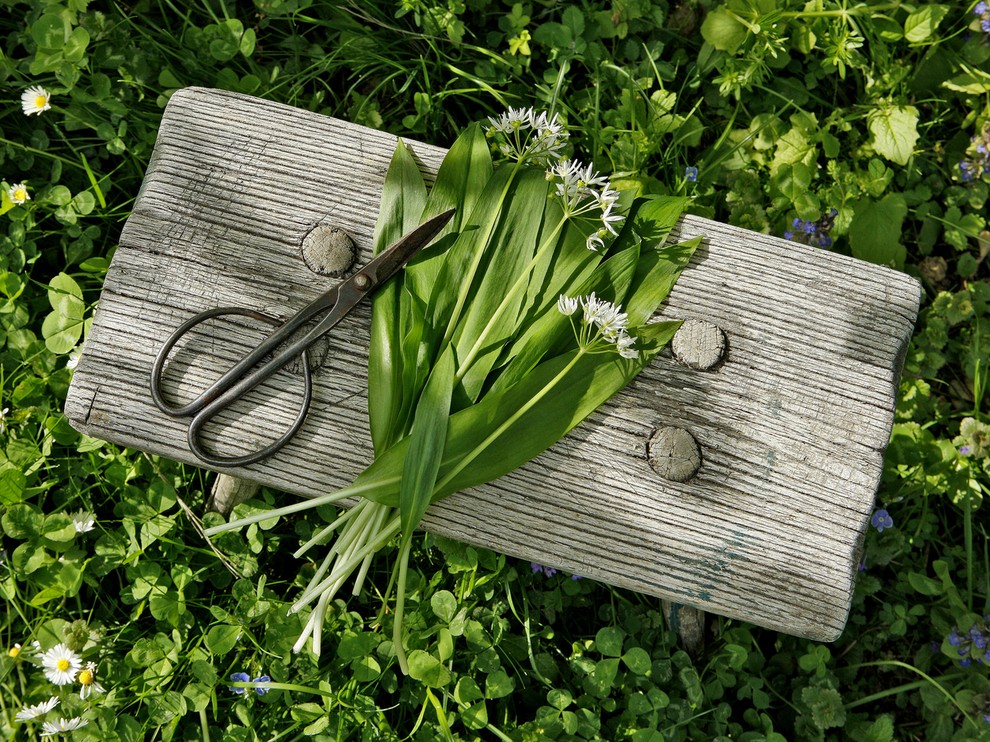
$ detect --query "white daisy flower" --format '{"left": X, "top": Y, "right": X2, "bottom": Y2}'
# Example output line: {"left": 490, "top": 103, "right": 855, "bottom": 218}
{"left": 70, "top": 510, "right": 96, "bottom": 534}
{"left": 40, "top": 717, "right": 89, "bottom": 736}
{"left": 7, "top": 183, "right": 30, "bottom": 205}
{"left": 78, "top": 662, "right": 106, "bottom": 699}
{"left": 557, "top": 294, "right": 580, "bottom": 316}
{"left": 21, "top": 85, "right": 52, "bottom": 116}
{"left": 15, "top": 696, "right": 60, "bottom": 722}
{"left": 40, "top": 643, "right": 82, "bottom": 685}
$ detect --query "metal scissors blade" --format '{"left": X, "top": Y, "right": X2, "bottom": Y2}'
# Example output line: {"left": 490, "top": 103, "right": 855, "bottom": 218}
{"left": 150, "top": 207, "right": 455, "bottom": 467}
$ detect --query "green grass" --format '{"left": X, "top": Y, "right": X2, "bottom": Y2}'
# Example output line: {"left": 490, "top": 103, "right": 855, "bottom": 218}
{"left": 1, "top": 0, "right": 989, "bottom": 739}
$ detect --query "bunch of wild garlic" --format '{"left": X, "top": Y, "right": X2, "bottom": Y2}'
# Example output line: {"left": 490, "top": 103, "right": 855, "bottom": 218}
{"left": 207, "top": 108, "right": 699, "bottom": 671}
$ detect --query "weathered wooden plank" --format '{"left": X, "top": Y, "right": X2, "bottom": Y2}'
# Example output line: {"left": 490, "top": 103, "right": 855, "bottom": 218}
{"left": 65, "top": 87, "right": 920, "bottom": 641}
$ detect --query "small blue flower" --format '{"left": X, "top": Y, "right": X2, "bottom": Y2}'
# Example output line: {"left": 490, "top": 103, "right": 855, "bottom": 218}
{"left": 783, "top": 230, "right": 795, "bottom": 241}
{"left": 530, "top": 562, "right": 557, "bottom": 577}
{"left": 871, "top": 509, "right": 893, "bottom": 532}
{"left": 817, "top": 235, "right": 833, "bottom": 249}
{"left": 976, "top": 1, "right": 989, "bottom": 15}
{"left": 230, "top": 671, "right": 250, "bottom": 694}
{"left": 982, "top": 18, "right": 990, "bottom": 32}
{"left": 685, "top": 166, "right": 698, "bottom": 182}
{"left": 960, "top": 445, "right": 972, "bottom": 456}
{"left": 949, "top": 631, "right": 964, "bottom": 647}
{"left": 253, "top": 675, "right": 271, "bottom": 695}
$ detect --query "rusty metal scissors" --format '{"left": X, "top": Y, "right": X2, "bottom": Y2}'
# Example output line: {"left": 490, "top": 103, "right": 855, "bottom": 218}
{"left": 150, "top": 209, "right": 455, "bottom": 468}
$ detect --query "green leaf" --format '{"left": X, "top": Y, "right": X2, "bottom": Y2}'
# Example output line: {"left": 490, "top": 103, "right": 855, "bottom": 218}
{"left": 867, "top": 105, "right": 919, "bottom": 166}
{"left": 204, "top": 624, "right": 241, "bottom": 655}
{"left": 455, "top": 677, "right": 484, "bottom": 704}
{"left": 907, "top": 571, "right": 943, "bottom": 596}
{"left": 63, "top": 26, "right": 90, "bottom": 62}
{"left": 622, "top": 647, "right": 653, "bottom": 675}
{"left": 42, "top": 311, "right": 84, "bottom": 354}
{"left": 849, "top": 194, "right": 908, "bottom": 268}
{"left": 48, "top": 272, "right": 84, "bottom": 316}
{"left": 399, "top": 345, "right": 454, "bottom": 540}
{"left": 368, "top": 140, "right": 428, "bottom": 454}
{"left": 41, "top": 514, "right": 76, "bottom": 546}
{"left": 903, "top": 5, "right": 948, "bottom": 43}
{"left": 431, "top": 590, "right": 458, "bottom": 623}
{"left": 32, "top": 13, "right": 69, "bottom": 49}
{"left": 401, "top": 122, "right": 492, "bottom": 323}
{"left": 595, "top": 626, "right": 625, "bottom": 657}
{"left": 461, "top": 700, "right": 488, "bottom": 730}
{"left": 406, "top": 650, "right": 451, "bottom": 687}
{"left": 485, "top": 669, "right": 516, "bottom": 699}
{"left": 0, "top": 466, "right": 27, "bottom": 505}
{"left": 2, "top": 503, "right": 43, "bottom": 538}
{"left": 801, "top": 686, "right": 846, "bottom": 729}
{"left": 357, "top": 343, "right": 653, "bottom": 508}
{"left": 453, "top": 169, "right": 551, "bottom": 400}
{"left": 701, "top": 7, "right": 748, "bottom": 53}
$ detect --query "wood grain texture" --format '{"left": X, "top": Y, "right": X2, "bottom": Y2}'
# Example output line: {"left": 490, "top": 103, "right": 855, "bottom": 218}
{"left": 64, "top": 87, "right": 921, "bottom": 641}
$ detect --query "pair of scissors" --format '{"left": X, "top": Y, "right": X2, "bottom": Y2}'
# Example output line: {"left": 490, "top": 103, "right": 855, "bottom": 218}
{"left": 150, "top": 208, "right": 455, "bottom": 468}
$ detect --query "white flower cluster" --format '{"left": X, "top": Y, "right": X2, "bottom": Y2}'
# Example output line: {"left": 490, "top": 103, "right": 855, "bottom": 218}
{"left": 485, "top": 107, "right": 567, "bottom": 166}
{"left": 9, "top": 640, "right": 104, "bottom": 734}
{"left": 557, "top": 293, "right": 638, "bottom": 359}
{"left": 546, "top": 159, "right": 624, "bottom": 251}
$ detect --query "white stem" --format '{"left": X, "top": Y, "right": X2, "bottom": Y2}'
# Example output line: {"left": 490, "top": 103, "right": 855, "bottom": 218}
{"left": 291, "top": 515, "right": 401, "bottom": 612}
{"left": 293, "top": 506, "right": 360, "bottom": 559}
{"left": 204, "top": 477, "right": 399, "bottom": 536}
{"left": 352, "top": 504, "right": 391, "bottom": 596}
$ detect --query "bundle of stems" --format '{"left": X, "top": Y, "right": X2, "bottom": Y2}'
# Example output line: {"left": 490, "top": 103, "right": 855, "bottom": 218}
{"left": 206, "top": 109, "right": 700, "bottom": 672}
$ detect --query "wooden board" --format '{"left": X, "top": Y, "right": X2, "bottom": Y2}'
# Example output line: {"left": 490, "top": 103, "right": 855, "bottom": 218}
{"left": 64, "top": 87, "right": 921, "bottom": 642}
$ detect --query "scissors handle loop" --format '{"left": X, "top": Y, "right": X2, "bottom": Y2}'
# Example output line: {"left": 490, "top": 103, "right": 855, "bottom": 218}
{"left": 150, "top": 307, "right": 314, "bottom": 467}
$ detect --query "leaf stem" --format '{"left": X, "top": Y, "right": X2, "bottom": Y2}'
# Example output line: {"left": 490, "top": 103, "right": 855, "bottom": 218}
{"left": 204, "top": 477, "right": 399, "bottom": 536}
{"left": 436, "top": 348, "right": 584, "bottom": 493}
{"left": 393, "top": 539, "right": 414, "bottom": 675}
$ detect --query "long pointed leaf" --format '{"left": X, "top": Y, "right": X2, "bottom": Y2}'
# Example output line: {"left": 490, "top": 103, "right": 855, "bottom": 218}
{"left": 399, "top": 345, "right": 455, "bottom": 541}
{"left": 369, "top": 140, "right": 428, "bottom": 453}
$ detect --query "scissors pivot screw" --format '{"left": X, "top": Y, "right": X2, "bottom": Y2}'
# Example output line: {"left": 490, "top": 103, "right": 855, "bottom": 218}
{"left": 300, "top": 224, "right": 356, "bottom": 277}
{"left": 353, "top": 273, "right": 371, "bottom": 290}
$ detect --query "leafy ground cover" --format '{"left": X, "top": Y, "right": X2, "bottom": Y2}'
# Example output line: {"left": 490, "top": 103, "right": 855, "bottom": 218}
{"left": 1, "top": 0, "right": 989, "bottom": 739}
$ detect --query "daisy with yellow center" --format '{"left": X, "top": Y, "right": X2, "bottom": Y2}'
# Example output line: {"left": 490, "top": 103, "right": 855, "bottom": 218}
{"left": 15, "top": 696, "right": 59, "bottom": 722}
{"left": 7, "top": 183, "right": 30, "bottom": 205}
{"left": 40, "top": 643, "right": 82, "bottom": 686}
{"left": 8, "top": 642, "right": 21, "bottom": 657}
{"left": 21, "top": 85, "right": 52, "bottom": 116}
{"left": 78, "top": 661, "right": 106, "bottom": 699}
{"left": 40, "top": 717, "right": 89, "bottom": 736}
